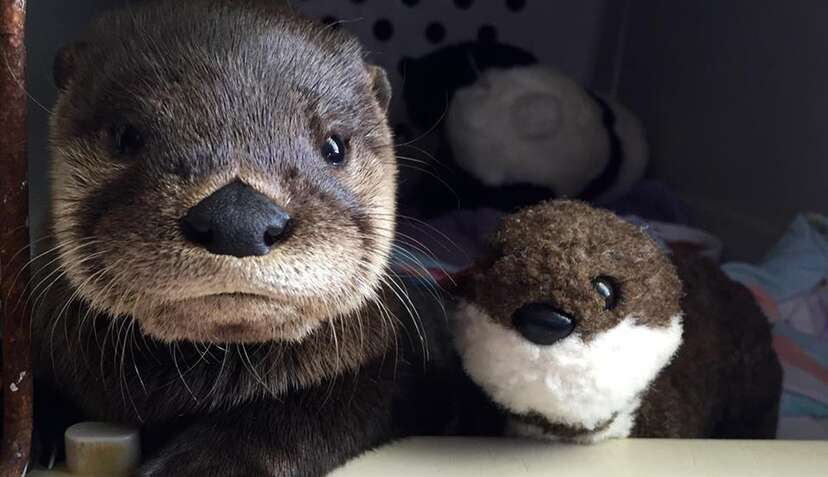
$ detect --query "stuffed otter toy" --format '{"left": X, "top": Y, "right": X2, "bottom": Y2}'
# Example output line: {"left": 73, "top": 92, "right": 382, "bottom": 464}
{"left": 453, "top": 200, "right": 782, "bottom": 442}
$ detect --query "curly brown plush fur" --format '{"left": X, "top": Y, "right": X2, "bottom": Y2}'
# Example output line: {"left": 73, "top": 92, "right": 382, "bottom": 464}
{"left": 633, "top": 249, "right": 783, "bottom": 438}
{"left": 455, "top": 200, "right": 782, "bottom": 441}
{"left": 465, "top": 200, "right": 683, "bottom": 341}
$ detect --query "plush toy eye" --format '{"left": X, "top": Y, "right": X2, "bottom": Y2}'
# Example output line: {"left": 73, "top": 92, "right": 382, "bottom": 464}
{"left": 592, "top": 275, "right": 621, "bottom": 311}
{"left": 321, "top": 135, "right": 347, "bottom": 165}
{"left": 113, "top": 124, "right": 145, "bottom": 155}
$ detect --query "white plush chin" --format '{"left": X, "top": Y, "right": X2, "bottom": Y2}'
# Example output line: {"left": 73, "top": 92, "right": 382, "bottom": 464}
{"left": 505, "top": 399, "right": 640, "bottom": 444}
{"left": 453, "top": 302, "right": 683, "bottom": 440}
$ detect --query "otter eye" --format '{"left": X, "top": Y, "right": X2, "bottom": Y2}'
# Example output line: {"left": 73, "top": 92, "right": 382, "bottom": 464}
{"left": 592, "top": 276, "right": 620, "bottom": 311}
{"left": 113, "top": 124, "right": 145, "bottom": 155}
{"left": 321, "top": 135, "right": 347, "bottom": 165}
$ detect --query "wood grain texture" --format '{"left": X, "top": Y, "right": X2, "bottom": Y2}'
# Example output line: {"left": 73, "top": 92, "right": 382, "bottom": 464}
{"left": 0, "top": 0, "right": 32, "bottom": 476}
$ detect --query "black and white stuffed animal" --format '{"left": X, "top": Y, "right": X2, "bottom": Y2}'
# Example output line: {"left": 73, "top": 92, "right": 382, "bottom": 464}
{"left": 446, "top": 65, "right": 649, "bottom": 206}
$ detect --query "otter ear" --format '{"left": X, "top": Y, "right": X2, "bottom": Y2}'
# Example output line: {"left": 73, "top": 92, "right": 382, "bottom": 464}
{"left": 368, "top": 65, "right": 392, "bottom": 112}
{"left": 54, "top": 43, "right": 87, "bottom": 91}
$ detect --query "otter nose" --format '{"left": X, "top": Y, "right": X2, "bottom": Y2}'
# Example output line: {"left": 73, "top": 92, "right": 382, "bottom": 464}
{"left": 511, "top": 302, "right": 576, "bottom": 346}
{"left": 180, "top": 181, "right": 291, "bottom": 258}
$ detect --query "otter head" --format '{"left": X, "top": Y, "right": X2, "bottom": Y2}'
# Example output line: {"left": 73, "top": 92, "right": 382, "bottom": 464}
{"left": 454, "top": 200, "right": 683, "bottom": 437}
{"left": 49, "top": 1, "right": 395, "bottom": 344}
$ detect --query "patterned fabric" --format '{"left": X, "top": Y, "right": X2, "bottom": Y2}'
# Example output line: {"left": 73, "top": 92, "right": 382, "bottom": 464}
{"left": 724, "top": 214, "right": 828, "bottom": 439}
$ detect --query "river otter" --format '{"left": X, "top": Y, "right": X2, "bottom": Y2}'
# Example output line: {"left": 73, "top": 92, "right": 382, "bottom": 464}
{"left": 35, "top": 1, "right": 453, "bottom": 475}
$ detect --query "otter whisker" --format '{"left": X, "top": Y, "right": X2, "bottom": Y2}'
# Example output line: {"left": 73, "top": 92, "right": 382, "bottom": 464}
{"left": 371, "top": 296, "right": 401, "bottom": 382}
{"left": 336, "top": 226, "right": 448, "bottom": 321}
{"left": 114, "top": 313, "right": 144, "bottom": 421}
{"left": 82, "top": 258, "right": 131, "bottom": 358}
{"left": 396, "top": 142, "right": 454, "bottom": 171}
{"left": 386, "top": 250, "right": 448, "bottom": 312}
{"left": 389, "top": 242, "right": 448, "bottom": 287}
{"left": 1, "top": 49, "right": 53, "bottom": 114}
{"left": 361, "top": 211, "right": 470, "bottom": 260}
{"left": 28, "top": 253, "right": 106, "bottom": 327}
{"left": 393, "top": 154, "right": 430, "bottom": 167}
{"left": 24, "top": 241, "right": 103, "bottom": 312}
{"left": 1, "top": 232, "right": 78, "bottom": 307}
{"left": 202, "top": 344, "right": 231, "bottom": 404}
{"left": 354, "top": 296, "right": 366, "bottom": 358}
{"left": 349, "top": 214, "right": 450, "bottom": 266}
{"left": 396, "top": 162, "right": 461, "bottom": 205}
{"left": 390, "top": 241, "right": 455, "bottom": 292}
{"left": 47, "top": 262, "right": 115, "bottom": 380}
{"left": 169, "top": 341, "right": 199, "bottom": 404}
{"left": 238, "top": 344, "right": 274, "bottom": 399}
{"left": 96, "top": 264, "right": 137, "bottom": 389}
{"left": 328, "top": 318, "right": 341, "bottom": 371}
{"left": 395, "top": 91, "right": 451, "bottom": 149}
{"left": 379, "top": 272, "right": 429, "bottom": 365}
{"left": 126, "top": 319, "right": 148, "bottom": 396}
{"left": 191, "top": 341, "right": 216, "bottom": 367}
{"left": 108, "top": 271, "right": 148, "bottom": 420}
{"left": 388, "top": 248, "right": 448, "bottom": 324}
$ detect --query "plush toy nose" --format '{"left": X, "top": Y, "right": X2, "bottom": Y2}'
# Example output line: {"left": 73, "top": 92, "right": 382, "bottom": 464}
{"left": 180, "top": 181, "right": 292, "bottom": 258}
{"left": 511, "top": 302, "right": 576, "bottom": 345}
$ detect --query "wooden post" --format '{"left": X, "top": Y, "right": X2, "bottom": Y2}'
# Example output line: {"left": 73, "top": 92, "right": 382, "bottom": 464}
{"left": 0, "top": 0, "right": 32, "bottom": 476}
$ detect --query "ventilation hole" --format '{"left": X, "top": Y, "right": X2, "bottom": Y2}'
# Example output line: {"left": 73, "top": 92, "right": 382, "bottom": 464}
{"left": 373, "top": 19, "right": 394, "bottom": 42}
{"left": 454, "top": 0, "right": 474, "bottom": 9}
{"left": 425, "top": 22, "right": 446, "bottom": 44}
{"left": 506, "top": 0, "right": 527, "bottom": 12}
{"left": 478, "top": 24, "right": 498, "bottom": 43}
{"left": 402, "top": 0, "right": 420, "bottom": 6}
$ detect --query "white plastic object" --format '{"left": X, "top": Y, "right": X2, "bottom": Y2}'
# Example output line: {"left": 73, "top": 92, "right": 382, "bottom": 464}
{"left": 331, "top": 436, "right": 828, "bottom": 477}
{"left": 63, "top": 422, "right": 141, "bottom": 476}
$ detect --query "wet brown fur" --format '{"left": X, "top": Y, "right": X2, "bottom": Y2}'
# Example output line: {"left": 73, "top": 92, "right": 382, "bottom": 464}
{"left": 48, "top": 0, "right": 397, "bottom": 345}
{"left": 34, "top": 1, "right": 459, "bottom": 475}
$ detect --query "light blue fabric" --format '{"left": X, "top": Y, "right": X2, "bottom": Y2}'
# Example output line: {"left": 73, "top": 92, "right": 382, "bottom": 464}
{"left": 781, "top": 392, "right": 828, "bottom": 419}
{"left": 723, "top": 214, "right": 828, "bottom": 301}
{"left": 723, "top": 214, "right": 828, "bottom": 427}
{"left": 775, "top": 322, "right": 828, "bottom": 368}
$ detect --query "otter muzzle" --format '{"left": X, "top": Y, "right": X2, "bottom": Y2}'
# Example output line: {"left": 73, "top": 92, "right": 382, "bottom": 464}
{"left": 180, "top": 181, "right": 292, "bottom": 258}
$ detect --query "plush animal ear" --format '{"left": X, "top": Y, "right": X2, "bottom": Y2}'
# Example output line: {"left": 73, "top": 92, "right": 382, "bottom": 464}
{"left": 368, "top": 65, "right": 392, "bottom": 112}
{"left": 53, "top": 43, "right": 87, "bottom": 91}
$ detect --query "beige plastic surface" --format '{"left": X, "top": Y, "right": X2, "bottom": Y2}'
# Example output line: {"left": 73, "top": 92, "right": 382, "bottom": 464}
{"left": 29, "top": 436, "right": 828, "bottom": 476}
{"left": 331, "top": 437, "right": 828, "bottom": 477}
{"left": 27, "top": 466, "right": 73, "bottom": 477}
{"left": 64, "top": 422, "right": 140, "bottom": 476}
